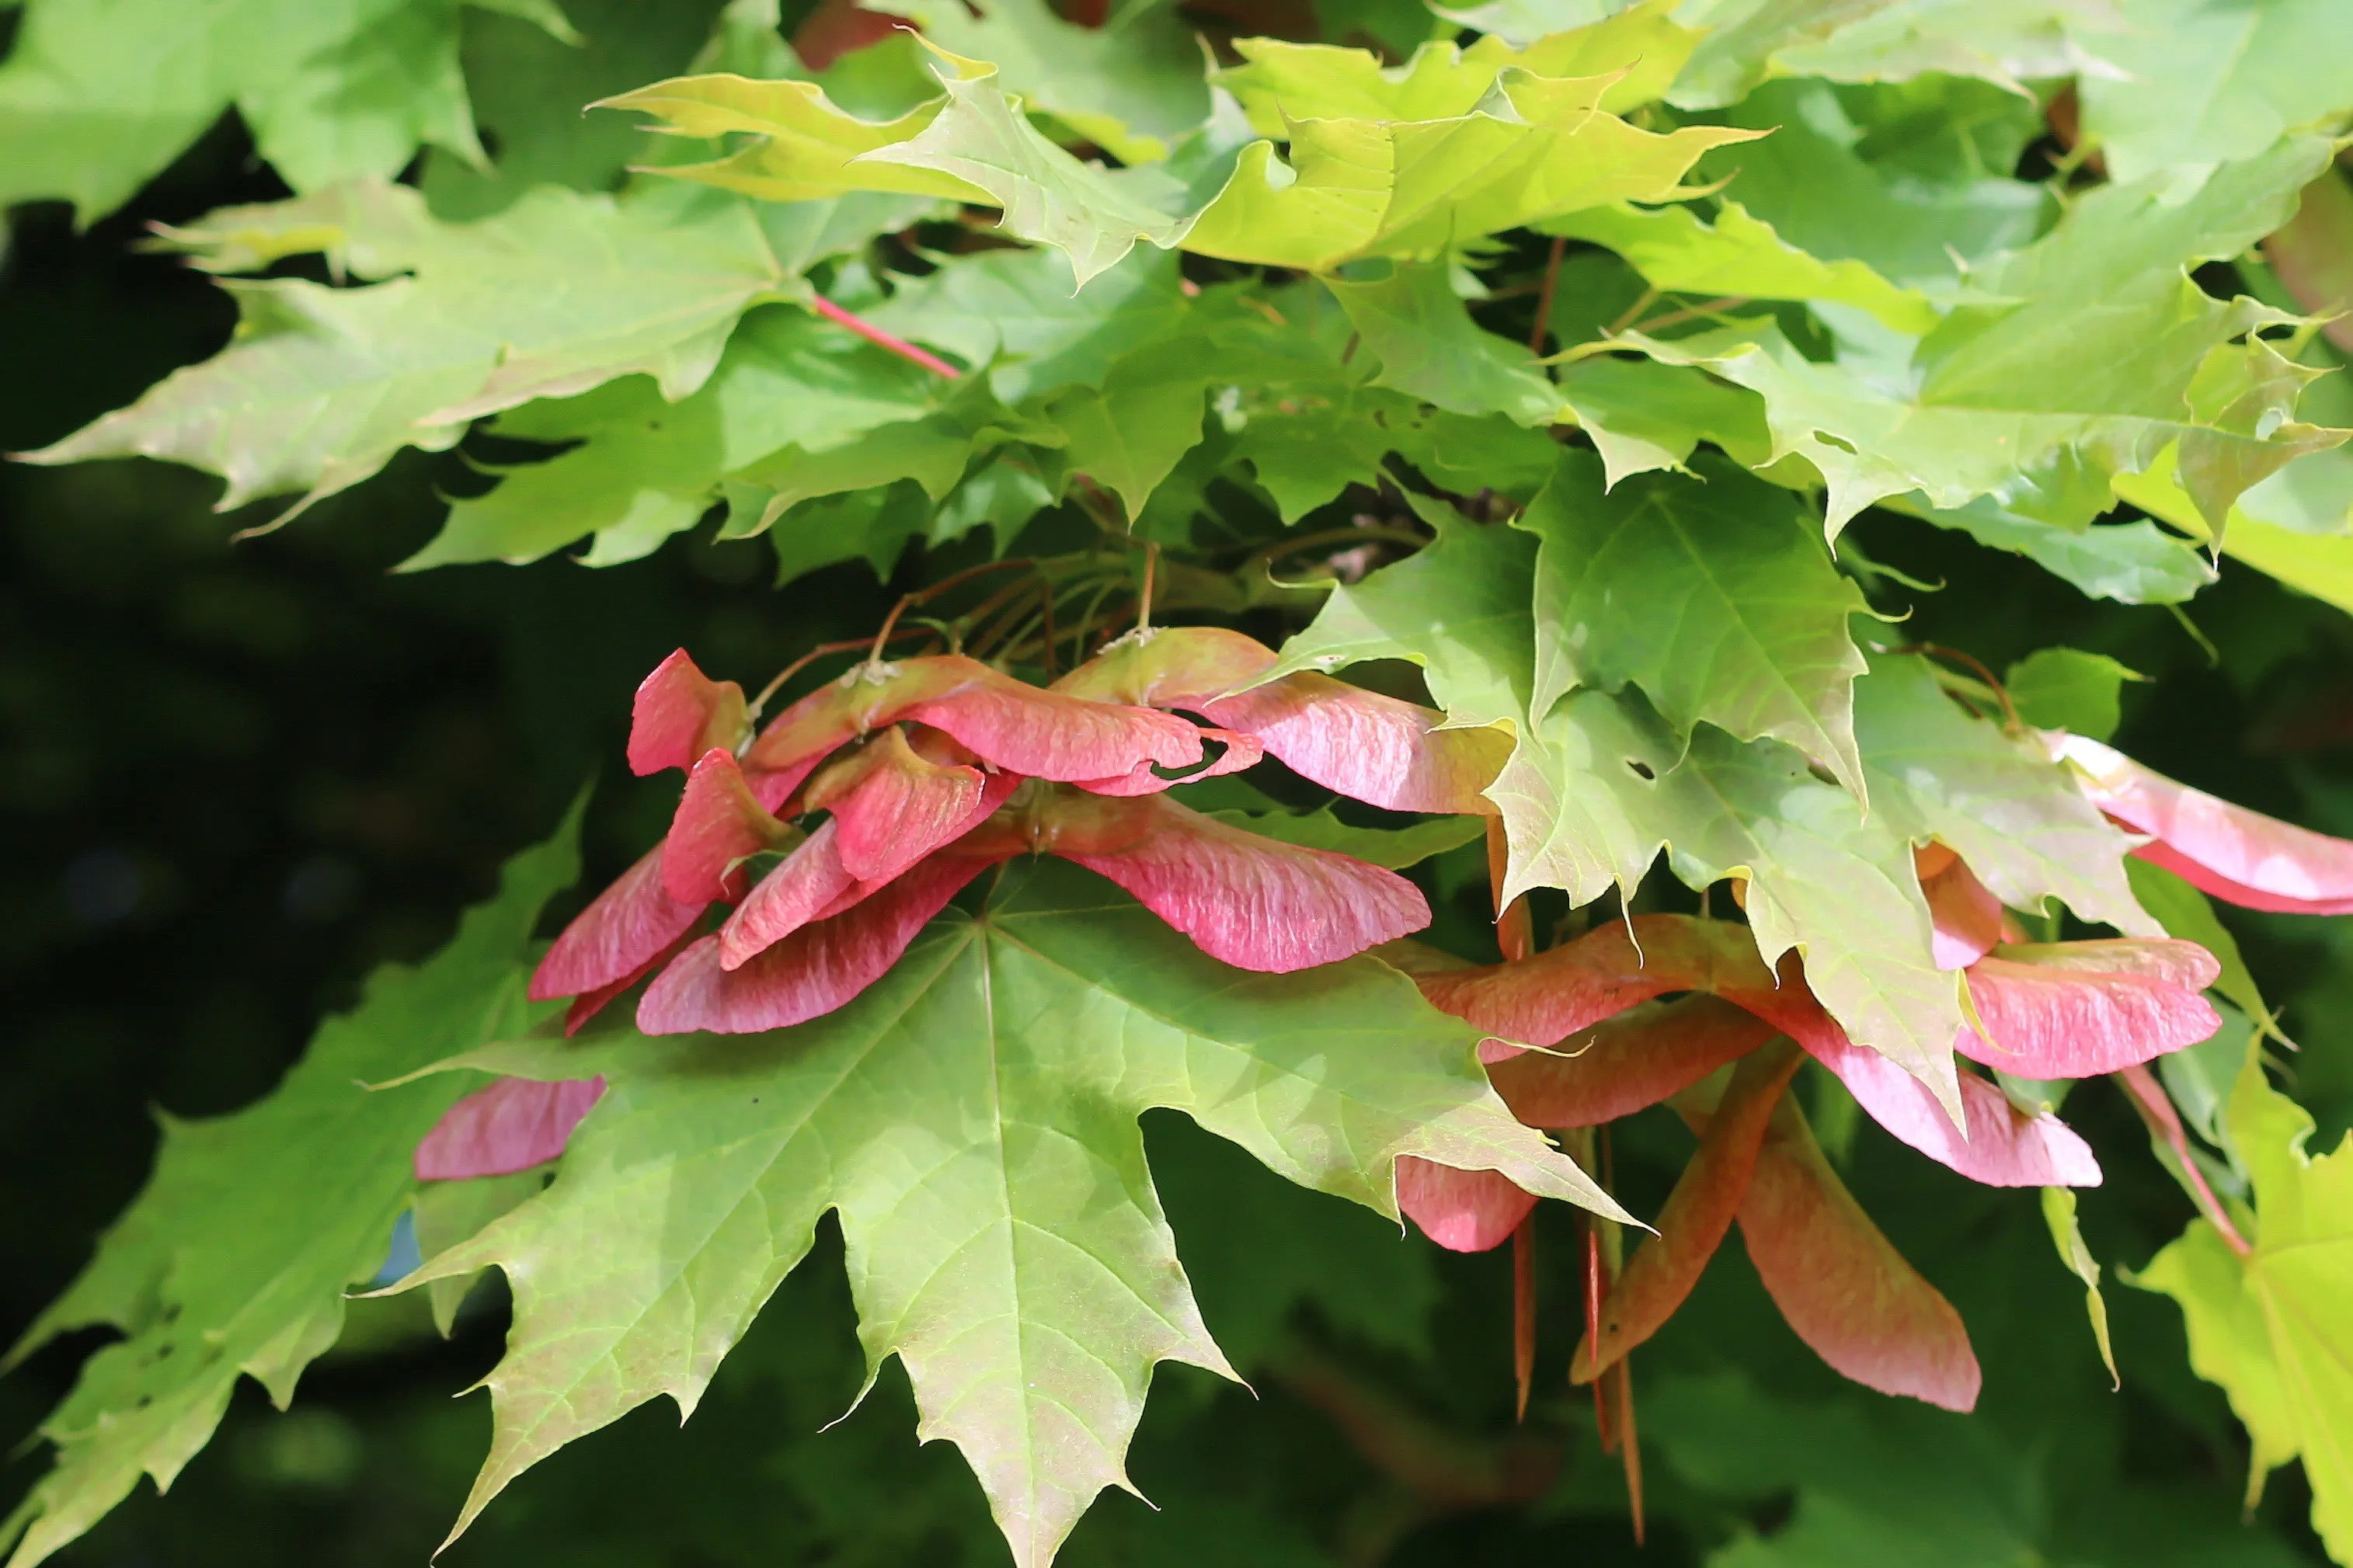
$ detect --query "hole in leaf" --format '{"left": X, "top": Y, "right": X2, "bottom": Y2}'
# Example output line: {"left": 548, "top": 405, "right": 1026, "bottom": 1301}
{"left": 1624, "top": 758, "right": 1655, "bottom": 781}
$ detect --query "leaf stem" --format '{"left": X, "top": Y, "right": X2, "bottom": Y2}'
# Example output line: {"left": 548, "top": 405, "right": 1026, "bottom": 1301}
{"left": 1241, "top": 523, "right": 1429, "bottom": 581}
{"left": 1604, "top": 287, "right": 1659, "bottom": 337}
{"left": 1136, "top": 541, "right": 1158, "bottom": 634}
{"left": 1890, "top": 641, "right": 2021, "bottom": 731}
{"left": 1067, "top": 577, "right": 1124, "bottom": 663}
{"left": 2115, "top": 1065, "right": 2252, "bottom": 1256}
{"left": 1617, "top": 294, "right": 1749, "bottom": 337}
{"left": 1528, "top": 235, "right": 1567, "bottom": 354}
{"left": 809, "top": 296, "right": 962, "bottom": 379}
{"left": 1512, "top": 1217, "right": 1537, "bottom": 1421}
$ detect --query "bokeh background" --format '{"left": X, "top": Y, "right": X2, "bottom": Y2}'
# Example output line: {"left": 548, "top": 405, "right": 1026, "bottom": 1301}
{"left": 7, "top": 8, "right": 2353, "bottom": 1563}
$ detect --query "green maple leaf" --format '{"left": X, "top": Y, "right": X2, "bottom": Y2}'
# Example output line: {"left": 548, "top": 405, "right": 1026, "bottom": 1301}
{"left": 1643, "top": 721, "right": 1965, "bottom": 1117}
{"left": 1890, "top": 494, "right": 2215, "bottom": 605}
{"left": 759, "top": 479, "right": 948, "bottom": 589}
{"left": 1268, "top": 495, "right": 1537, "bottom": 729}
{"left": 411, "top": 301, "right": 951, "bottom": 568}
{"left": 1672, "top": 0, "right": 2124, "bottom": 108}
{"left": 1553, "top": 355, "right": 1776, "bottom": 488}
{"left": 866, "top": 0, "right": 1210, "bottom": 163}
{"left": 1516, "top": 452, "right": 1873, "bottom": 795}
{"left": 1853, "top": 650, "right": 2154, "bottom": 936}
{"left": 0, "top": 0, "right": 575, "bottom": 222}
{"left": 1428, "top": 0, "right": 1698, "bottom": 78}
{"left": 1541, "top": 199, "right": 1938, "bottom": 335}
{"left": 1230, "top": 387, "right": 1431, "bottom": 522}
{"left": 2107, "top": 329, "right": 2353, "bottom": 614}
{"left": 1178, "top": 62, "right": 1754, "bottom": 273}
{"left": 1690, "top": 79, "right": 2052, "bottom": 295}
{"left": 394, "top": 860, "right": 1619, "bottom": 1568}
{"left": 2003, "top": 646, "right": 2139, "bottom": 742}
{"left": 1045, "top": 338, "right": 1220, "bottom": 519}
{"left": 416, "top": 0, "right": 740, "bottom": 221}
{"left": 1328, "top": 262, "right": 1565, "bottom": 426}
{"left": 0, "top": 813, "right": 581, "bottom": 1568}
{"left": 1214, "top": 7, "right": 1697, "bottom": 125}
{"left": 2138, "top": 1048, "right": 2353, "bottom": 1560}
{"left": 23, "top": 180, "right": 797, "bottom": 522}
{"left": 1625, "top": 131, "right": 2348, "bottom": 537}
{"left": 2076, "top": 0, "right": 2353, "bottom": 184}
{"left": 865, "top": 246, "right": 1191, "bottom": 405}
{"left": 611, "top": 35, "right": 1747, "bottom": 282}
{"left": 855, "top": 59, "right": 1206, "bottom": 286}
{"left": 722, "top": 381, "right": 1049, "bottom": 539}
{"left": 1266, "top": 499, "right": 1962, "bottom": 1117}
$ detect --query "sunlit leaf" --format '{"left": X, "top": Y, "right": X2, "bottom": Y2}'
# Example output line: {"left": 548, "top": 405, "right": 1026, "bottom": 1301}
{"left": 2075, "top": 0, "right": 2353, "bottom": 183}
{"left": 396, "top": 860, "right": 1621, "bottom": 1568}
{"left": 2139, "top": 1048, "right": 2353, "bottom": 1560}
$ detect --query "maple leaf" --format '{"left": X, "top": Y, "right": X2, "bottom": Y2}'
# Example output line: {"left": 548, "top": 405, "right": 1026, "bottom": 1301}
{"left": 0, "top": 814, "right": 582, "bottom": 1568}
{"left": 1689, "top": 78, "right": 2052, "bottom": 296}
{"left": 413, "top": 292, "right": 954, "bottom": 568}
{"left": 2138, "top": 1043, "right": 2353, "bottom": 1559}
{"left": 392, "top": 859, "right": 1627, "bottom": 1568}
{"left": 2004, "top": 646, "right": 2140, "bottom": 741}
{"left": 1896, "top": 493, "right": 2217, "bottom": 605}
{"left": 864, "top": 245, "right": 1192, "bottom": 405}
{"left": 1518, "top": 451, "right": 1873, "bottom": 796}
{"left": 0, "top": 0, "right": 576, "bottom": 222}
{"left": 1857, "top": 651, "right": 2155, "bottom": 936}
{"left": 865, "top": 0, "right": 1210, "bottom": 163}
{"left": 24, "top": 180, "right": 799, "bottom": 523}
{"left": 1623, "top": 135, "right": 2349, "bottom": 536}
{"left": 2075, "top": 0, "right": 2353, "bottom": 183}
{"left": 1540, "top": 200, "right": 1938, "bottom": 335}
{"left": 1671, "top": 0, "right": 2124, "bottom": 107}
{"left": 607, "top": 30, "right": 1753, "bottom": 282}
{"left": 1266, "top": 499, "right": 1970, "bottom": 1117}
{"left": 1327, "top": 262, "right": 1567, "bottom": 426}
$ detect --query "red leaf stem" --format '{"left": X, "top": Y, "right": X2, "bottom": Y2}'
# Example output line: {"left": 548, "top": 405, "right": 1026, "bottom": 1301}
{"left": 809, "top": 295, "right": 963, "bottom": 379}
{"left": 2114, "top": 1064, "right": 2252, "bottom": 1256}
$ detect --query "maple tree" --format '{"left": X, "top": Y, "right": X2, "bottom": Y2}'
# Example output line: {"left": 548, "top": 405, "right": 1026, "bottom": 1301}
{"left": 9, "top": 0, "right": 2353, "bottom": 1565}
